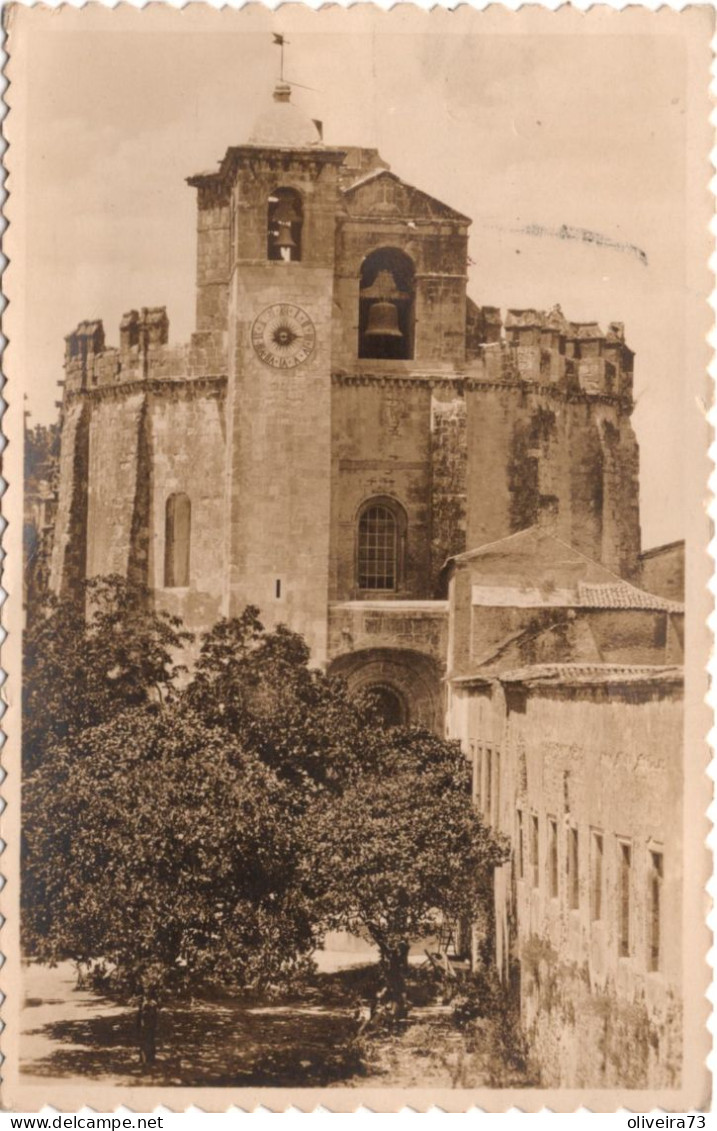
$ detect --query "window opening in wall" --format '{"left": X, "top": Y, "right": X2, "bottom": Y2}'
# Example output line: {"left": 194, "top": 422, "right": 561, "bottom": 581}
{"left": 357, "top": 501, "right": 403, "bottom": 591}
{"left": 568, "top": 827, "right": 579, "bottom": 910}
{"left": 648, "top": 850, "right": 663, "bottom": 972}
{"left": 164, "top": 493, "right": 191, "bottom": 588}
{"left": 618, "top": 840, "right": 632, "bottom": 957}
{"left": 275, "top": 579, "right": 281, "bottom": 599}
{"left": 472, "top": 743, "right": 482, "bottom": 810}
{"left": 548, "top": 818, "right": 559, "bottom": 899}
{"left": 267, "top": 187, "right": 303, "bottom": 262}
{"left": 530, "top": 815, "right": 539, "bottom": 889}
{"left": 591, "top": 831, "right": 604, "bottom": 921}
{"left": 485, "top": 748, "right": 493, "bottom": 823}
{"left": 516, "top": 809, "right": 524, "bottom": 880}
{"left": 358, "top": 248, "right": 415, "bottom": 360}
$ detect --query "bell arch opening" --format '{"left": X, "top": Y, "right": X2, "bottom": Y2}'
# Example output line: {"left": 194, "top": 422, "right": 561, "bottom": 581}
{"left": 358, "top": 247, "right": 415, "bottom": 360}
{"left": 267, "top": 187, "right": 303, "bottom": 262}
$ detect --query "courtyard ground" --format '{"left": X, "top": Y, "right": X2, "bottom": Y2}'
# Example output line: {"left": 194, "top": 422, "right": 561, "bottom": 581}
{"left": 20, "top": 956, "right": 537, "bottom": 1090}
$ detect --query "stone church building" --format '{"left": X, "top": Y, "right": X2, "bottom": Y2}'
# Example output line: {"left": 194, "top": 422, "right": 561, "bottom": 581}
{"left": 49, "top": 81, "right": 685, "bottom": 1087}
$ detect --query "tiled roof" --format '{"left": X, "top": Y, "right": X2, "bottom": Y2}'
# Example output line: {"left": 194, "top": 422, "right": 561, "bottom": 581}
{"left": 577, "top": 581, "right": 683, "bottom": 613}
{"left": 453, "top": 664, "right": 684, "bottom": 689}
{"left": 499, "top": 663, "right": 684, "bottom": 688}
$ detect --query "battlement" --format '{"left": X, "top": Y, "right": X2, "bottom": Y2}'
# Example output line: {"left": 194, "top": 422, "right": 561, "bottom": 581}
{"left": 466, "top": 303, "right": 634, "bottom": 401}
{"left": 63, "top": 307, "right": 227, "bottom": 394}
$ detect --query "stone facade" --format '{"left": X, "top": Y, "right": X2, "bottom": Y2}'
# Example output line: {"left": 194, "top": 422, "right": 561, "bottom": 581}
{"left": 47, "top": 81, "right": 686, "bottom": 1085}
{"left": 50, "top": 82, "right": 646, "bottom": 718}
{"left": 447, "top": 665, "right": 683, "bottom": 1088}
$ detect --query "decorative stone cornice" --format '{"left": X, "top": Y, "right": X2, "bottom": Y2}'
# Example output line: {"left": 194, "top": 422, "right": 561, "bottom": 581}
{"left": 65, "top": 375, "right": 228, "bottom": 404}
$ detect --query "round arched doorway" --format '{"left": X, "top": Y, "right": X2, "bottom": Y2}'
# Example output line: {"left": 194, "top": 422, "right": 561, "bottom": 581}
{"left": 365, "top": 683, "right": 408, "bottom": 728}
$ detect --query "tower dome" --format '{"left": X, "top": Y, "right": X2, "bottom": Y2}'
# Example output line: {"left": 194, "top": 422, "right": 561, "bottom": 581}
{"left": 248, "top": 82, "right": 323, "bottom": 148}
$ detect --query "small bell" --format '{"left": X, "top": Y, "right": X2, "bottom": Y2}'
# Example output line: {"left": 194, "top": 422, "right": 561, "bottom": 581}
{"left": 365, "top": 300, "right": 402, "bottom": 339}
{"left": 273, "top": 223, "right": 296, "bottom": 252}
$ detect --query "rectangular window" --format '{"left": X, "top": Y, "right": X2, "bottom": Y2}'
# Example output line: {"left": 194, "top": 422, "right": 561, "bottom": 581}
{"left": 648, "top": 850, "right": 663, "bottom": 972}
{"left": 485, "top": 748, "right": 493, "bottom": 823}
{"left": 530, "top": 814, "right": 539, "bottom": 889}
{"left": 516, "top": 809, "right": 524, "bottom": 880}
{"left": 474, "top": 744, "right": 483, "bottom": 812}
{"left": 568, "top": 827, "right": 579, "bottom": 910}
{"left": 591, "top": 831, "right": 604, "bottom": 921}
{"left": 618, "top": 840, "right": 632, "bottom": 957}
{"left": 548, "top": 818, "right": 558, "bottom": 899}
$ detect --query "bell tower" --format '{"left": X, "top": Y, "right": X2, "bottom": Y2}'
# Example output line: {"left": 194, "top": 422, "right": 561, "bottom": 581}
{"left": 190, "top": 81, "right": 346, "bottom": 661}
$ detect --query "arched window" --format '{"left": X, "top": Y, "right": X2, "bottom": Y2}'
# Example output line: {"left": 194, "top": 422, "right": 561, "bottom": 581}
{"left": 357, "top": 497, "right": 406, "bottom": 592}
{"left": 164, "top": 493, "right": 191, "bottom": 588}
{"left": 367, "top": 684, "right": 407, "bottom": 728}
{"left": 267, "top": 187, "right": 303, "bottom": 262}
{"left": 358, "top": 247, "right": 415, "bottom": 360}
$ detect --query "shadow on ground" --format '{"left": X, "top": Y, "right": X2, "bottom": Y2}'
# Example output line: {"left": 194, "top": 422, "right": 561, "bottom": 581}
{"left": 22, "top": 963, "right": 536, "bottom": 1088}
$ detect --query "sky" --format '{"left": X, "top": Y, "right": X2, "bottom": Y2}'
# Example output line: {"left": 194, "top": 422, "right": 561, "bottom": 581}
{"left": 13, "top": 5, "right": 697, "bottom": 548}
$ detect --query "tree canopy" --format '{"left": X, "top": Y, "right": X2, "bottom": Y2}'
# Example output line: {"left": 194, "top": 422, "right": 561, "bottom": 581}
{"left": 308, "top": 727, "right": 509, "bottom": 1016}
{"left": 23, "top": 575, "right": 192, "bottom": 773}
{"left": 23, "top": 705, "right": 319, "bottom": 997}
{"left": 23, "top": 587, "right": 509, "bottom": 1059}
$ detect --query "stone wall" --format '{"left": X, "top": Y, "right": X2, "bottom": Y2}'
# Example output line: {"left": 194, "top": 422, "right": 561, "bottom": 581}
{"left": 430, "top": 392, "right": 467, "bottom": 590}
{"left": 149, "top": 383, "right": 227, "bottom": 633}
{"left": 330, "top": 378, "right": 433, "bottom": 601}
{"left": 446, "top": 673, "right": 683, "bottom": 1089}
{"left": 640, "top": 541, "right": 686, "bottom": 602}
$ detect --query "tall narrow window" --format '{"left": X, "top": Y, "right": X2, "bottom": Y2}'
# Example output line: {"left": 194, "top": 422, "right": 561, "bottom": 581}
{"left": 267, "top": 187, "right": 303, "bottom": 261}
{"left": 618, "top": 840, "right": 632, "bottom": 957}
{"left": 548, "top": 818, "right": 559, "bottom": 899}
{"left": 591, "top": 831, "right": 604, "bottom": 921}
{"left": 357, "top": 498, "right": 405, "bottom": 591}
{"left": 472, "top": 743, "right": 483, "bottom": 811}
{"left": 516, "top": 809, "right": 524, "bottom": 880}
{"left": 164, "top": 493, "right": 191, "bottom": 588}
{"left": 648, "top": 850, "right": 663, "bottom": 972}
{"left": 530, "top": 815, "right": 539, "bottom": 889}
{"left": 568, "top": 827, "right": 579, "bottom": 910}
{"left": 493, "top": 750, "right": 501, "bottom": 826}
{"left": 485, "top": 748, "right": 493, "bottom": 823}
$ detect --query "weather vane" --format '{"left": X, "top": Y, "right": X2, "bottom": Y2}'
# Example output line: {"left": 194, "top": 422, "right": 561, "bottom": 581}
{"left": 272, "top": 32, "right": 288, "bottom": 82}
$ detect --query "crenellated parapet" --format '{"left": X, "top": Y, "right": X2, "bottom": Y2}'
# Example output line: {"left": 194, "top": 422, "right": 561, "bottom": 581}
{"left": 62, "top": 308, "right": 227, "bottom": 396}
{"left": 466, "top": 303, "right": 634, "bottom": 405}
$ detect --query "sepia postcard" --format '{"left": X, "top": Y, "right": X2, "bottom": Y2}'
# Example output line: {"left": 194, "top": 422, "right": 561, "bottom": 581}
{"left": 2, "top": 2, "right": 713, "bottom": 1113}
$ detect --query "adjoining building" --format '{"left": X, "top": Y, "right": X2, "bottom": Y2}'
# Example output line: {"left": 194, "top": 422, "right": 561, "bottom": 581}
{"left": 45, "top": 79, "right": 685, "bottom": 1087}
{"left": 444, "top": 527, "right": 683, "bottom": 1086}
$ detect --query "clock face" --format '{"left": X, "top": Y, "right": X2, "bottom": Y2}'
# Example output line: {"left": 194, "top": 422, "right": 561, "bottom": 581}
{"left": 251, "top": 303, "right": 316, "bottom": 370}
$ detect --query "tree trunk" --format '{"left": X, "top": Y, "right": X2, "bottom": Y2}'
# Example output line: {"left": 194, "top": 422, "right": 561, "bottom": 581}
{"left": 379, "top": 941, "right": 410, "bottom": 1023}
{"left": 137, "top": 996, "right": 159, "bottom": 1066}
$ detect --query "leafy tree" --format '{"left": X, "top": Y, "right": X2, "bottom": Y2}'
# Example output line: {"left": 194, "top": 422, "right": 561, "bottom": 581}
{"left": 22, "top": 704, "right": 319, "bottom": 1063}
{"left": 186, "top": 609, "right": 381, "bottom": 791}
{"left": 308, "top": 728, "right": 509, "bottom": 1021}
{"left": 23, "top": 575, "right": 192, "bottom": 772}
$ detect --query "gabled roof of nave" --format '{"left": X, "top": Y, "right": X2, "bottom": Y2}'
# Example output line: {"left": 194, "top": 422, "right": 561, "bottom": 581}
{"left": 445, "top": 525, "right": 684, "bottom": 614}
{"left": 341, "top": 167, "right": 471, "bottom": 224}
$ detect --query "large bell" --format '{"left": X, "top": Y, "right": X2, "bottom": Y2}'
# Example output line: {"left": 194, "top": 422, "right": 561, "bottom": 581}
{"left": 365, "top": 300, "right": 402, "bottom": 339}
{"left": 273, "top": 223, "right": 296, "bottom": 251}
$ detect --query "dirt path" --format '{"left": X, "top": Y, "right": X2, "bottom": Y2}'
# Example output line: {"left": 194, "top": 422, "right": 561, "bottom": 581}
{"left": 20, "top": 959, "right": 533, "bottom": 1090}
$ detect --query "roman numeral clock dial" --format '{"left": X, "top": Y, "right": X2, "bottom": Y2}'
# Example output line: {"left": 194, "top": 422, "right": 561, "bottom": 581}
{"left": 251, "top": 303, "right": 316, "bottom": 370}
